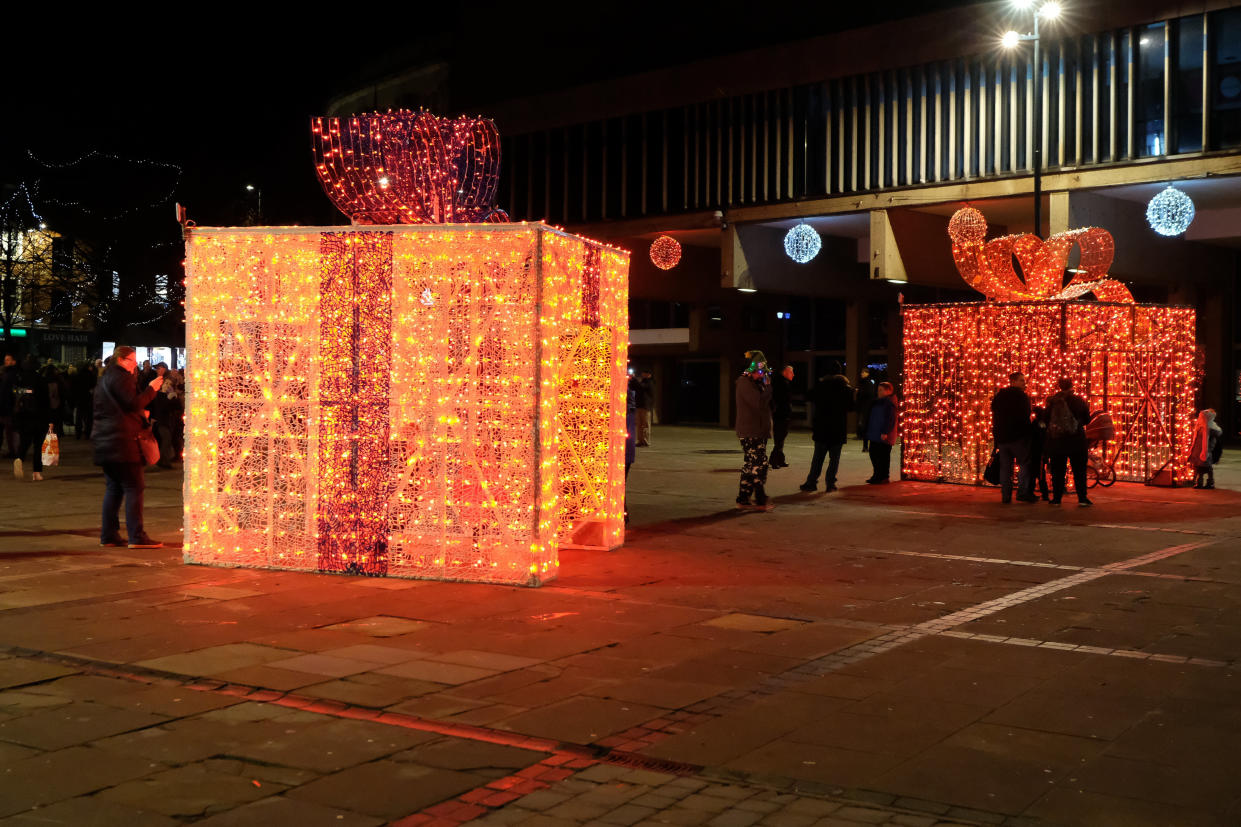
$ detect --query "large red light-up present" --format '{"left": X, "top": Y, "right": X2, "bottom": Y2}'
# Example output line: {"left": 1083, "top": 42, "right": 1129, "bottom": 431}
{"left": 900, "top": 209, "right": 1199, "bottom": 486}
{"left": 183, "top": 224, "right": 628, "bottom": 586}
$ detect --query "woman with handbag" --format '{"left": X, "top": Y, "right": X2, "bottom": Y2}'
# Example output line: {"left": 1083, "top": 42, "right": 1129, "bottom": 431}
{"left": 92, "top": 346, "right": 164, "bottom": 549}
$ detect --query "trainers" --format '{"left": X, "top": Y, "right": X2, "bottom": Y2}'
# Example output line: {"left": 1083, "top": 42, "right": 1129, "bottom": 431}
{"left": 825, "top": 484, "right": 838, "bottom": 492}
{"left": 799, "top": 483, "right": 817, "bottom": 492}
{"left": 735, "top": 498, "right": 751, "bottom": 508}
{"left": 1078, "top": 498, "right": 1093, "bottom": 507}
{"left": 12, "top": 458, "right": 21, "bottom": 479}
{"left": 31, "top": 471, "right": 42, "bottom": 481}
{"left": 100, "top": 536, "right": 126, "bottom": 547}
{"left": 128, "top": 535, "right": 163, "bottom": 549}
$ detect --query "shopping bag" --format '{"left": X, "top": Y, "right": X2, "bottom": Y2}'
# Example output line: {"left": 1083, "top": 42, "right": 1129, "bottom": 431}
{"left": 983, "top": 449, "right": 1000, "bottom": 485}
{"left": 41, "top": 427, "right": 60, "bottom": 467}
{"left": 136, "top": 428, "right": 161, "bottom": 466}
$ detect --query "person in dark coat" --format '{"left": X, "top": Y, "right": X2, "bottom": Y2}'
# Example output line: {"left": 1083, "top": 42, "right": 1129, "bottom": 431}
{"left": 147, "top": 363, "right": 173, "bottom": 469}
{"left": 1, "top": 353, "right": 19, "bottom": 458}
{"left": 735, "top": 350, "right": 773, "bottom": 508}
{"left": 93, "top": 345, "right": 164, "bottom": 548}
{"left": 801, "top": 361, "right": 853, "bottom": 493}
{"left": 11, "top": 356, "right": 50, "bottom": 481}
{"left": 990, "top": 372, "right": 1035, "bottom": 503}
{"left": 624, "top": 376, "right": 639, "bottom": 523}
{"left": 864, "top": 381, "right": 898, "bottom": 484}
{"left": 769, "top": 364, "right": 795, "bottom": 469}
{"left": 855, "top": 368, "right": 876, "bottom": 452}
{"left": 1044, "top": 377, "right": 1092, "bottom": 506}
{"left": 634, "top": 371, "right": 654, "bottom": 446}
{"left": 72, "top": 359, "right": 97, "bottom": 439}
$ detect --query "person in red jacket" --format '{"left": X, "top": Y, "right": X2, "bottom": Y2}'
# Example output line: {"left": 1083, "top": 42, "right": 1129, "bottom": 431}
{"left": 92, "top": 346, "right": 164, "bottom": 548}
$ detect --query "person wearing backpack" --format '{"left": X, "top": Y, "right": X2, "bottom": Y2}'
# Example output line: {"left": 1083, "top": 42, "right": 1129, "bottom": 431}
{"left": 1044, "top": 378, "right": 1092, "bottom": 506}
{"left": 11, "top": 356, "right": 50, "bottom": 481}
{"left": 1189, "top": 409, "right": 1223, "bottom": 489}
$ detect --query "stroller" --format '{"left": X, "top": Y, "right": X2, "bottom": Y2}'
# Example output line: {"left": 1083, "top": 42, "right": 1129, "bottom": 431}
{"left": 1082, "top": 410, "right": 1117, "bottom": 488}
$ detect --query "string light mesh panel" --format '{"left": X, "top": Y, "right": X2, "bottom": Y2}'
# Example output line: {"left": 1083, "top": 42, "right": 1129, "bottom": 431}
{"left": 901, "top": 301, "right": 1198, "bottom": 486}
{"left": 184, "top": 224, "right": 629, "bottom": 586}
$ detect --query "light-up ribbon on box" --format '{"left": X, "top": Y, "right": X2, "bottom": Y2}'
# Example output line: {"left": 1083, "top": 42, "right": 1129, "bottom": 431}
{"left": 948, "top": 207, "right": 1134, "bottom": 304}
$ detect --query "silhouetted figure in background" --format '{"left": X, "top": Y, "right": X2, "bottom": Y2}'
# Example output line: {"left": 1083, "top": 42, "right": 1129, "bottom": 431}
{"left": 769, "top": 364, "right": 794, "bottom": 468}
{"left": 991, "top": 372, "right": 1035, "bottom": 504}
{"left": 855, "top": 367, "right": 876, "bottom": 452}
{"left": 801, "top": 360, "right": 852, "bottom": 493}
{"left": 865, "top": 381, "right": 898, "bottom": 484}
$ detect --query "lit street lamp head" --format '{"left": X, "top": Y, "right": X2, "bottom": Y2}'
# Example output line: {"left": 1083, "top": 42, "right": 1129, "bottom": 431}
{"left": 1040, "top": 1, "right": 1062, "bottom": 19}
{"left": 1002, "top": 30, "right": 1021, "bottom": 48}
{"left": 1012, "top": 0, "right": 1033, "bottom": 8}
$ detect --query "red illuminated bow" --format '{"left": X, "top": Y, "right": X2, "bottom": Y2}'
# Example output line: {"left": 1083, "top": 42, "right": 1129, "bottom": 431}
{"left": 312, "top": 111, "right": 509, "bottom": 225}
{"left": 948, "top": 207, "right": 1133, "bottom": 303}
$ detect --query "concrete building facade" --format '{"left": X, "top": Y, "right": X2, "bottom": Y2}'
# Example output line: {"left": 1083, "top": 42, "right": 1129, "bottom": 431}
{"left": 330, "top": 1, "right": 1241, "bottom": 435}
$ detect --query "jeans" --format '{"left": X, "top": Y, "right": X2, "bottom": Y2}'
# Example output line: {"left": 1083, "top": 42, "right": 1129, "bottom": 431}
{"left": 996, "top": 437, "right": 1031, "bottom": 500}
{"left": 101, "top": 462, "right": 146, "bottom": 543}
{"left": 1048, "top": 444, "right": 1088, "bottom": 502}
{"left": 16, "top": 426, "right": 46, "bottom": 472}
{"left": 636, "top": 408, "right": 651, "bottom": 445}
{"left": 868, "top": 442, "right": 892, "bottom": 481}
{"left": 770, "top": 417, "right": 790, "bottom": 466}
{"left": 738, "top": 437, "right": 770, "bottom": 503}
{"left": 805, "top": 440, "right": 843, "bottom": 488}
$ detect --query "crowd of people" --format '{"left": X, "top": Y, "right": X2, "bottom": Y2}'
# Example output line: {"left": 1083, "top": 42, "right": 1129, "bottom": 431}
{"left": 719, "top": 355, "right": 1225, "bottom": 511}
{"left": 732, "top": 351, "right": 897, "bottom": 509}
{"left": 3, "top": 348, "right": 186, "bottom": 549}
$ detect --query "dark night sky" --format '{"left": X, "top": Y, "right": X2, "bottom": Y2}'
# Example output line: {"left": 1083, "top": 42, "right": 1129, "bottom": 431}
{"left": 2, "top": 2, "right": 984, "bottom": 231}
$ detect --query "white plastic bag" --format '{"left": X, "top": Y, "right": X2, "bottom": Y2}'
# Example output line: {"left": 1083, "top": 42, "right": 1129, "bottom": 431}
{"left": 41, "top": 426, "right": 60, "bottom": 467}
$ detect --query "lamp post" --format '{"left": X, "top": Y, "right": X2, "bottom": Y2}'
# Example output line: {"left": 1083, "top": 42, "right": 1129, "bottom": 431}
{"left": 244, "top": 184, "right": 262, "bottom": 224}
{"left": 1003, "top": 0, "right": 1061, "bottom": 238}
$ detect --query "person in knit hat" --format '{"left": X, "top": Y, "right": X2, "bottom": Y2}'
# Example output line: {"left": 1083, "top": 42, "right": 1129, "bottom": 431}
{"left": 735, "top": 350, "right": 773, "bottom": 509}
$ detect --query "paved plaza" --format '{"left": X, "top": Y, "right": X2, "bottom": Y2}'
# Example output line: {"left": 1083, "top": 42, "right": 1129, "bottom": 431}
{"left": 1, "top": 427, "right": 1239, "bottom": 826}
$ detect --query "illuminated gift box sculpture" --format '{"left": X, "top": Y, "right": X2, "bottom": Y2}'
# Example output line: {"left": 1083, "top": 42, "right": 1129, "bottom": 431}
{"left": 901, "top": 208, "right": 1198, "bottom": 486}
{"left": 182, "top": 112, "right": 629, "bottom": 586}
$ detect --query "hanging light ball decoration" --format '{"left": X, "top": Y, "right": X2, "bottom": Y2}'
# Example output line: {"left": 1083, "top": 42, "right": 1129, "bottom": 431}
{"left": 948, "top": 206, "right": 989, "bottom": 246}
{"left": 783, "top": 223, "right": 822, "bottom": 263}
{"left": 1146, "top": 186, "right": 1196, "bottom": 237}
{"left": 649, "top": 235, "right": 682, "bottom": 270}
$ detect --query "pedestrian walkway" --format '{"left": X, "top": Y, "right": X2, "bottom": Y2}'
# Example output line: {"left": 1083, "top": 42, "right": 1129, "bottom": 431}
{"left": 0, "top": 429, "right": 1239, "bottom": 825}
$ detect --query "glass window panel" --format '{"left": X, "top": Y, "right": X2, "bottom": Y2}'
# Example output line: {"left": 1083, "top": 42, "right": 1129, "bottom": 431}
{"left": 1210, "top": 7, "right": 1241, "bottom": 149}
{"left": 1137, "top": 23, "right": 1166, "bottom": 157}
{"left": 1175, "top": 15, "right": 1204, "bottom": 152}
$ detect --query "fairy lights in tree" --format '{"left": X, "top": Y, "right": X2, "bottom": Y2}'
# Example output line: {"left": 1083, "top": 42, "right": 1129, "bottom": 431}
{"left": 901, "top": 208, "right": 1199, "bottom": 486}
{"left": 783, "top": 223, "right": 821, "bottom": 263}
{"left": 649, "top": 235, "right": 681, "bottom": 270}
{"left": 1146, "top": 186, "right": 1195, "bottom": 237}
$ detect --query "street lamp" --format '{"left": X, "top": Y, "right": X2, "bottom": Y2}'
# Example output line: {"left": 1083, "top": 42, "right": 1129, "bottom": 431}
{"left": 1002, "top": 0, "right": 1062, "bottom": 238}
{"left": 244, "top": 184, "right": 262, "bottom": 223}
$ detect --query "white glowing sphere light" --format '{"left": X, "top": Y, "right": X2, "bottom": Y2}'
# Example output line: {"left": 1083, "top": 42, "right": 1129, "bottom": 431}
{"left": 783, "top": 224, "right": 822, "bottom": 263}
{"left": 1145, "top": 186, "right": 1195, "bottom": 237}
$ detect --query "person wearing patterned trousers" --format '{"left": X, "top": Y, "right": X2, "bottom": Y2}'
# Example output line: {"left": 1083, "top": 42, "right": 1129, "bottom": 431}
{"left": 738, "top": 437, "right": 770, "bottom": 505}
{"left": 735, "top": 350, "right": 773, "bottom": 508}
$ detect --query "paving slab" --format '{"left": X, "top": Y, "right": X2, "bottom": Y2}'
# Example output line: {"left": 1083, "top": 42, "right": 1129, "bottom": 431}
{"left": 285, "top": 759, "right": 483, "bottom": 818}
{"left": 1, "top": 429, "right": 1240, "bottom": 825}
